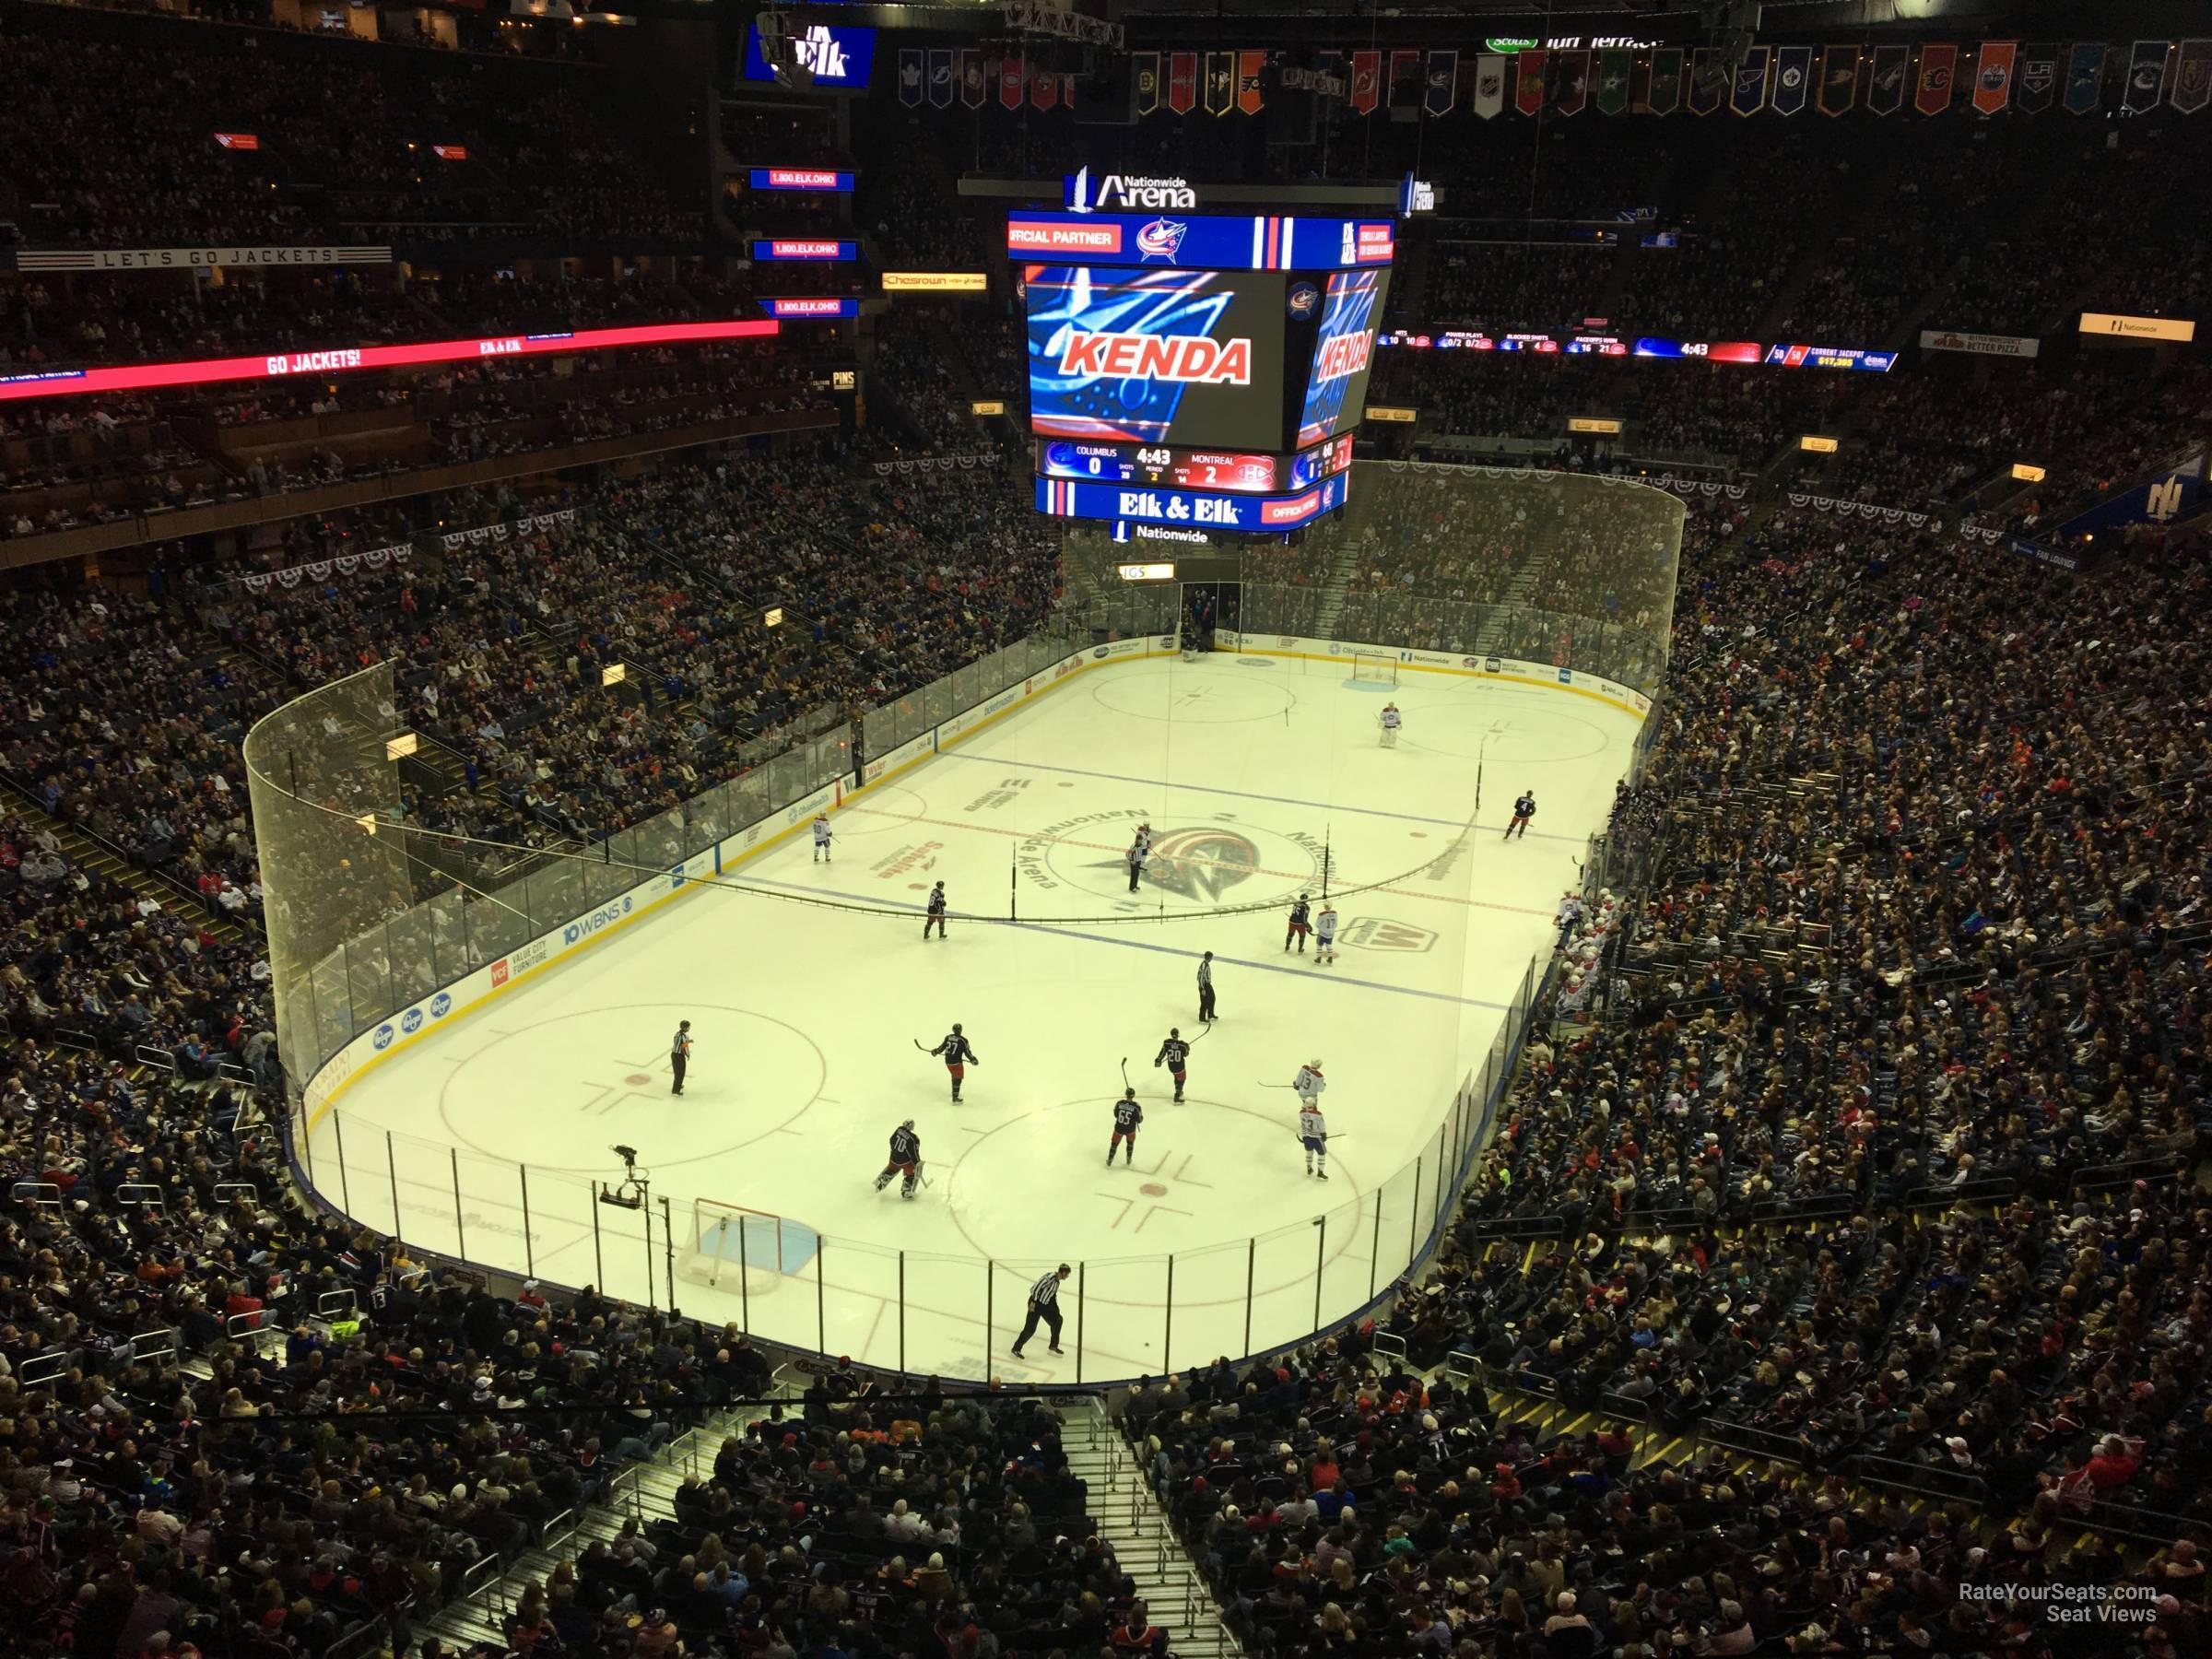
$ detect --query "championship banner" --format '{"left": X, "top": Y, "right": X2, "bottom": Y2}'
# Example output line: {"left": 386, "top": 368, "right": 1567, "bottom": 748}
{"left": 1001, "top": 53, "right": 1025, "bottom": 110}
{"left": 2016, "top": 43, "right": 2059, "bottom": 113}
{"left": 1350, "top": 49, "right": 1381, "bottom": 115}
{"left": 1516, "top": 50, "right": 1549, "bottom": 116}
{"left": 1771, "top": 45, "right": 1811, "bottom": 115}
{"left": 1424, "top": 50, "right": 1458, "bottom": 116}
{"left": 1389, "top": 50, "right": 1421, "bottom": 112}
{"left": 1730, "top": 45, "right": 1771, "bottom": 115}
{"left": 2065, "top": 42, "right": 2106, "bottom": 114}
{"left": 898, "top": 48, "right": 924, "bottom": 107}
{"left": 1205, "top": 53, "right": 1234, "bottom": 116}
{"left": 1915, "top": 44, "right": 1957, "bottom": 115}
{"left": 2177, "top": 41, "right": 2212, "bottom": 113}
{"left": 1647, "top": 47, "right": 1683, "bottom": 115}
{"left": 928, "top": 49, "right": 954, "bottom": 109}
{"left": 1596, "top": 48, "right": 1630, "bottom": 114}
{"left": 1973, "top": 41, "right": 2018, "bottom": 113}
{"left": 1134, "top": 52, "right": 1160, "bottom": 116}
{"left": 960, "top": 49, "right": 986, "bottom": 109}
{"left": 1169, "top": 52, "right": 1198, "bottom": 115}
{"left": 1032, "top": 68, "right": 1059, "bottom": 111}
{"left": 1472, "top": 52, "right": 1507, "bottom": 118}
{"left": 1238, "top": 51, "right": 1266, "bottom": 114}
{"left": 1818, "top": 45, "right": 1858, "bottom": 115}
{"left": 2123, "top": 41, "right": 2171, "bottom": 114}
{"left": 1868, "top": 44, "right": 1909, "bottom": 114}
{"left": 1687, "top": 49, "right": 1724, "bottom": 116}
{"left": 1552, "top": 49, "right": 1589, "bottom": 115}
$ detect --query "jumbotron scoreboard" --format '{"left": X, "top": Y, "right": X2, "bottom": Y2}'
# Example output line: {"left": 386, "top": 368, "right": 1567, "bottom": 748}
{"left": 1009, "top": 206, "right": 1394, "bottom": 535}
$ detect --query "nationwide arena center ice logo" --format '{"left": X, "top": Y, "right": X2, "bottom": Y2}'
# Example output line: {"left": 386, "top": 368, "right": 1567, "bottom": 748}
{"left": 1135, "top": 218, "right": 1188, "bottom": 262}
{"left": 1018, "top": 811, "right": 1327, "bottom": 906}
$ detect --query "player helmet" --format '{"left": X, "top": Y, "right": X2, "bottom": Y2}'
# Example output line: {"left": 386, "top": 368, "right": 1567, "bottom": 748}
{"left": 951, "top": 1022, "right": 962, "bottom": 1033}
{"left": 1169, "top": 1027, "right": 1179, "bottom": 1037}
{"left": 901, "top": 1119, "right": 914, "bottom": 1130}
{"left": 1309, "top": 1059, "right": 1323, "bottom": 1070}
{"left": 1124, "top": 1087, "right": 1136, "bottom": 1100}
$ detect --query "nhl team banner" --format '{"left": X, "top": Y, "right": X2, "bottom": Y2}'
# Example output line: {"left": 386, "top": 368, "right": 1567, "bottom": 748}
{"left": 1688, "top": 49, "right": 1724, "bottom": 116}
{"left": 2065, "top": 42, "right": 2106, "bottom": 114}
{"left": 1771, "top": 45, "right": 1811, "bottom": 115}
{"left": 1867, "top": 44, "right": 1909, "bottom": 114}
{"left": 1169, "top": 52, "right": 1198, "bottom": 115}
{"left": 1973, "top": 41, "right": 2017, "bottom": 113}
{"left": 1424, "top": 50, "right": 1458, "bottom": 116}
{"left": 928, "top": 49, "right": 954, "bottom": 109}
{"left": 1388, "top": 50, "right": 1421, "bottom": 112}
{"left": 1818, "top": 45, "right": 1858, "bottom": 115}
{"left": 2177, "top": 41, "right": 2212, "bottom": 113}
{"left": 1000, "top": 53, "right": 1025, "bottom": 110}
{"left": 1134, "top": 52, "right": 1160, "bottom": 116}
{"left": 1350, "top": 49, "right": 1381, "bottom": 115}
{"left": 1516, "top": 50, "right": 1548, "bottom": 116}
{"left": 1472, "top": 52, "right": 1506, "bottom": 118}
{"left": 960, "top": 49, "right": 986, "bottom": 109}
{"left": 2016, "top": 43, "right": 2059, "bottom": 113}
{"left": 1032, "top": 68, "right": 1059, "bottom": 111}
{"left": 1647, "top": 47, "right": 1683, "bottom": 115}
{"left": 1205, "top": 53, "right": 1234, "bottom": 116}
{"left": 2122, "top": 41, "right": 2171, "bottom": 113}
{"left": 1730, "top": 45, "right": 1771, "bottom": 115}
{"left": 1552, "top": 50, "right": 1589, "bottom": 115}
{"left": 1915, "top": 43, "right": 1957, "bottom": 114}
{"left": 898, "top": 48, "right": 923, "bottom": 107}
{"left": 1238, "top": 50, "right": 1266, "bottom": 114}
{"left": 1596, "top": 48, "right": 1630, "bottom": 114}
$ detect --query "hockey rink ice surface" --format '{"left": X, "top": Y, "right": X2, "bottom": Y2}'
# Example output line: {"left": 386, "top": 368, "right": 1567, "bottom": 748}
{"left": 303, "top": 652, "right": 1643, "bottom": 1382}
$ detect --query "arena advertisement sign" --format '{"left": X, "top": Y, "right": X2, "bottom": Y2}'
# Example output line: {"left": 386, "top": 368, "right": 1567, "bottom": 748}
{"left": 1006, "top": 212, "right": 1393, "bottom": 273}
{"left": 751, "top": 240, "right": 858, "bottom": 261}
{"left": 1293, "top": 268, "right": 1391, "bottom": 447}
{"left": 1035, "top": 470, "right": 1348, "bottom": 531}
{"left": 1920, "top": 329, "right": 2040, "bottom": 359}
{"left": 747, "top": 168, "right": 856, "bottom": 192}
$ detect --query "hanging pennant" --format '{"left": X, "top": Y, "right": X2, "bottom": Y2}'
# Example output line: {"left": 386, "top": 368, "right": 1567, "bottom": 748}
{"left": 1204, "top": 53, "right": 1235, "bottom": 116}
{"left": 1032, "top": 67, "right": 1059, "bottom": 111}
{"left": 1000, "top": 53, "right": 1026, "bottom": 110}
{"left": 1972, "top": 41, "right": 2017, "bottom": 113}
{"left": 1169, "top": 52, "right": 1198, "bottom": 115}
{"left": 898, "top": 48, "right": 924, "bottom": 108}
{"left": 1350, "top": 49, "right": 1381, "bottom": 115}
{"left": 1237, "top": 51, "right": 1265, "bottom": 114}
{"left": 1816, "top": 45, "right": 1858, "bottom": 114}
{"left": 1771, "top": 45, "right": 1812, "bottom": 114}
{"left": 960, "top": 49, "right": 986, "bottom": 110}
{"left": 1595, "top": 48, "right": 1630, "bottom": 114}
{"left": 928, "top": 49, "right": 954, "bottom": 109}
{"left": 1867, "top": 43, "right": 1909, "bottom": 114}
{"left": 1730, "top": 45, "right": 1771, "bottom": 115}
{"left": 1134, "top": 52, "right": 1160, "bottom": 116}
{"left": 1915, "top": 44, "right": 1956, "bottom": 114}
{"left": 1647, "top": 47, "right": 1684, "bottom": 115}
{"left": 2122, "top": 41, "right": 2171, "bottom": 113}
{"left": 1472, "top": 53, "right": 1507, "bottom": 119}
{"left": 1687, "top": 48, "right": 1724, "bottom": 115}
{"left": 2064, "top": 42, "right": 2106, "bottom": 114}
{"left": 2176, "top": 41, "right": 2212, "bottom": 113}
{"left": 2015, "top": 43, "right": 2059, "bottom": 113}
{"left": 1424, "top": 49, "right": 1458, "bottom": 116}
{"left": 1553, "top": 49, "right": 1590, "bottom": 115}
{"left": 1516, "top": 49, "right": 1549, "bottom": 116}
{"left": 1388, "top": 50, "right": 1421, "bottom": 112}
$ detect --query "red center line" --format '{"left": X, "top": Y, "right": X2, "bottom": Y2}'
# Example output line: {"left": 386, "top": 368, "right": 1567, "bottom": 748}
{"left": 841, "top": 804, "right": 1553, "bottom": 918}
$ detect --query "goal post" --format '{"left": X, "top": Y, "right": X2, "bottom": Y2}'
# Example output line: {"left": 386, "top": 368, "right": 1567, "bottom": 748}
{"left": 678, "top": 1198, "right": 818, "bottom": 1299}
{"left": 1349, "top": 652, "right": 1399, "bottom": 687}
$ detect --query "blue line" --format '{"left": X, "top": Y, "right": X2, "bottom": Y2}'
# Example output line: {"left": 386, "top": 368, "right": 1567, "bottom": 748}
{"left": 931, "top": 749, "right": 1584, "bottom": 846}
{"left": 732, "top": 874, "right": 1511, "bottom": 1012}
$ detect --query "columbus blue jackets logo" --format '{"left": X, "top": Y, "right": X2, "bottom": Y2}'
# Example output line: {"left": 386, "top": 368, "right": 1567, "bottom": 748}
{"left": 1287, "top": 283, "right": 1320, "bottom": 320}
{"left": 1135, "top": 218, "right": 1188, "bottom": 262}
{"left": 1121, "top": 827, "right": 1263, "bottom": 900}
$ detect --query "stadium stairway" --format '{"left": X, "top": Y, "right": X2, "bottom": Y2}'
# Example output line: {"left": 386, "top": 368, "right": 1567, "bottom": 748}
{"left": 1060, "top": 1397, "right": 1244, "bottom": 1658}
{"left": 0, "top": 775, "right": 248, "bottom": 946}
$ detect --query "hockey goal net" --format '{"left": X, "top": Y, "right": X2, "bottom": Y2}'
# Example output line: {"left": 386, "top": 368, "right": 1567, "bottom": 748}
{"left": 679, "top": 1199, "right": 815, "bottom": 1299}
{"left": 1349, "top": 652, "right": 1399, "bottom": 687}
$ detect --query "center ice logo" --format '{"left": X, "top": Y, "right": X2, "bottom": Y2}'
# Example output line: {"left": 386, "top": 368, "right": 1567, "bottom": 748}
{"left": 1124, "top": 826, "right": 1264, "bottom": 901}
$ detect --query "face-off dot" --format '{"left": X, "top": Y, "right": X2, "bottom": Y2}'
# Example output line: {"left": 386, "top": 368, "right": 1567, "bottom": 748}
{"left": 1141, "top": 1182, "right": 1169, "bottom": 1197}
{"left": 626, "top": 1072, "right": 652, "bottom": 1085}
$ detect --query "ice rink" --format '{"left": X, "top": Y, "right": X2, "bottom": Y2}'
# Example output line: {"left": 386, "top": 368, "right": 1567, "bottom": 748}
{"left": 300, "top": 649, "right": 1643, "bottom": 1382}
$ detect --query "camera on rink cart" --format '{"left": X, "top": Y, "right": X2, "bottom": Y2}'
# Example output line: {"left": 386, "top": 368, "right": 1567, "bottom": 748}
{"left": 600, "top": 1144, "right": 649, "bottom": 1209}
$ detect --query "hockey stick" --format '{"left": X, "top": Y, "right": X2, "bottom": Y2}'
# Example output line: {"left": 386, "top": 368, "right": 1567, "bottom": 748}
{"left": 912, "top": 1039, "right": 929, "bottom": 1053}
{"left": 1120, "top": 1055, "right": 1131, "bottom": 1091}
{"left": 1288, "top": 1130, "right": 1349, "bottom": 1143}
{"left": 1255, "top": 1081, "right": 1300, "bottom": 1089}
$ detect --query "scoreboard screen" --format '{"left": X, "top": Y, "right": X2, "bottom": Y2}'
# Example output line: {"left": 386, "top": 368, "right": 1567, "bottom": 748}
{"left": 1037, "top": 435, "right": 1352, "bottom": 495}
{"left": 1295, "top": 270, "right": 1390, "bottom": 447}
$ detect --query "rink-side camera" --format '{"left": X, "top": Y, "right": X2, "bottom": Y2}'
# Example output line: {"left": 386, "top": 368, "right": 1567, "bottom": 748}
{"left": 601, "top": 1145, "right": 649, "bottom": 1208}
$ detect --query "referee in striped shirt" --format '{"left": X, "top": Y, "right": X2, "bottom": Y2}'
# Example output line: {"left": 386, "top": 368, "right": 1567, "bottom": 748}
{"left": 1011, "top": 1264, "right": 1072, "bottom": 1358}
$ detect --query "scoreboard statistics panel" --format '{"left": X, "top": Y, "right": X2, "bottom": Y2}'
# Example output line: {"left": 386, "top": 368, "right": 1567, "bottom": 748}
{"left": 1037, "top": 434, "right": 1354, "bottom": 495}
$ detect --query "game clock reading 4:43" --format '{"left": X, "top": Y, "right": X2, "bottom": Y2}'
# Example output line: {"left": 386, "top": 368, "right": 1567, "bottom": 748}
{"left": 1037, "top": 438, "right": 1349, "bottom": 497}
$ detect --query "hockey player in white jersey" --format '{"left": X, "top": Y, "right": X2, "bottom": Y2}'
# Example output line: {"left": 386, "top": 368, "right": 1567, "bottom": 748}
{"left": 812, "top": 813, "right": 832, "bottom": 862}
{"left": 1299, "top": 1103, "right": 1329, "bottom": 1180}
{"left": 1314, "top": 903, "right": 1339, "bottom": 964}
{"left": 1292, "top": 1059, "right": 1325, "bottom": 1109}
{"left": 1379, "top": 702, "right": 1402, "bottom": 748}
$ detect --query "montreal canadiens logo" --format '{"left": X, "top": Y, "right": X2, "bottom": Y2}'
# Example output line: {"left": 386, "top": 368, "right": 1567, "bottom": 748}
{"left": 1135, "top": 218, "right": 1188, "bottom": 262}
